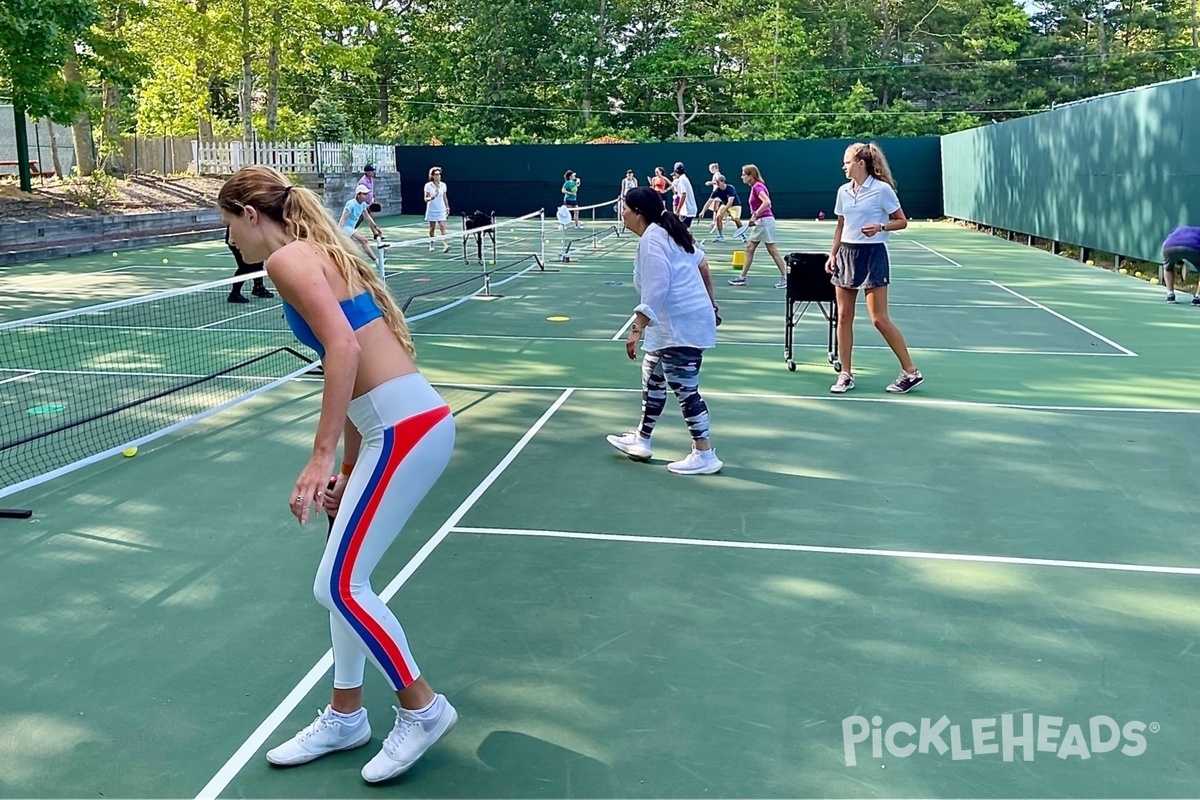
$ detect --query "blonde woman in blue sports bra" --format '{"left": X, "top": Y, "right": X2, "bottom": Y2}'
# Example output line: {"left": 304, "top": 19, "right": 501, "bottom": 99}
{"left": 218, "top": 165, "right": 457, "bottom": 785}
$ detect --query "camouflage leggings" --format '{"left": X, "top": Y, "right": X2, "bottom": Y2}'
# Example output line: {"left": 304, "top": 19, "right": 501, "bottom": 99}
{"left": 638, "top": 346, "right": 711, "bottom": 442}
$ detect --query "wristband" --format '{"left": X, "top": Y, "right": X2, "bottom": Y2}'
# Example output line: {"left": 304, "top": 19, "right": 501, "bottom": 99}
{"left": 341, "top": 461, "right": 355, "bottom": 476}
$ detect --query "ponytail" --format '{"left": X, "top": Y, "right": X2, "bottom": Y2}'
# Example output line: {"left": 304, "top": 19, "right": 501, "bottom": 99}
{"left": 219, "top": 165, "right": 417, "bottom": 356}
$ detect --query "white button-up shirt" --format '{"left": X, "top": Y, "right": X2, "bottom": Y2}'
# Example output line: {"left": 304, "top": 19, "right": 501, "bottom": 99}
{"left": 633, "top": 223, "right": 716, "bottom": 352}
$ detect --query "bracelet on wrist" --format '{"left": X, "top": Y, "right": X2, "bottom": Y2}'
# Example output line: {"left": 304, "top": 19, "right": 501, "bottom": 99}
{"left": 341, "top": 461, "right": 355, "bottom": 476}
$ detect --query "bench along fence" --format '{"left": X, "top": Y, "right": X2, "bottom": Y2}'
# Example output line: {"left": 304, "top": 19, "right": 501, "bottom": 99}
{"left": 191, "top": 141, "right": 395, "bottom": 175}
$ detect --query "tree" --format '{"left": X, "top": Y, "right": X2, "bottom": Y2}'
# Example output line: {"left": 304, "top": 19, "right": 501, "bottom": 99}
{"left": 0, "top": 0, "right": 99, "bottom": 189}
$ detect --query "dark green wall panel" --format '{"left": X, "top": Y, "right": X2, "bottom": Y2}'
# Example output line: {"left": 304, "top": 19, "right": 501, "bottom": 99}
{"left": 396, "top": 138, "right": 942, "bottom": 222}
{"left": 942, "top": 76, "right": 1198, "bottom": 263}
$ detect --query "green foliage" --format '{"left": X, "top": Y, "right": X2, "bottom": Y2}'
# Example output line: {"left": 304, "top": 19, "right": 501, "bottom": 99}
{"left": 309, "top": 94, "right": 350, "bottom": 142}
{"left": 0, "top": 0, "right": 99, "bottom": 119}
{"left": 62, "top": 166, "right": 119, "bottom": 207}
{"left": 54, "top": 0, "right": 1200, "bottom": 146}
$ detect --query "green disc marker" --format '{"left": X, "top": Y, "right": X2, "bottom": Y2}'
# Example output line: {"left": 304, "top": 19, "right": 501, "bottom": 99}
{"left": 27, "top": 403, "right": 65, "bottom": 415}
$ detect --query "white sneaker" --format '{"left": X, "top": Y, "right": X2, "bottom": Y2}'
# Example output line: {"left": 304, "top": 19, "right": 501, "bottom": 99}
{"left": 606, "top": 431, "right": 652, "bottom": 462}
{"left": 265, "top": 705, "right": 371, "bottom": 766}
{"left": 667, "top": 448, "right": 723, "bottom": 475}
{"left": 361, "top": 696, "right": 458, "bottom": 783}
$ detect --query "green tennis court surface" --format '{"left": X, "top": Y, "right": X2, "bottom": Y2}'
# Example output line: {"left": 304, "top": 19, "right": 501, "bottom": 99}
{"left": 3, "top": 220, "right": 1199, "bottom": 798}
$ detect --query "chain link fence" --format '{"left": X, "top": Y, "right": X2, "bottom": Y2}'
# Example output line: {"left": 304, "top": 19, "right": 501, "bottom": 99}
{"left": 0, "top": 106, "right": 79, "bottom": 181}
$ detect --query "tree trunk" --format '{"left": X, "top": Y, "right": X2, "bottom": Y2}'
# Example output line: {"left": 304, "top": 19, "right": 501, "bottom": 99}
{"left": 672, "top": 80, "right": 699, "bottom": 140}
{"left": 45, "top": 119, "right": 64, "bottom": 177}
{"left": 102, "top": 81, "right": 124, "bottom": 175}
{"left": 62, "top": 57, "right": 96, "bottom": 176}
{"left": 196, "top": 0, "right": 213, "bottom": 140}
{"left": 1192, "top": 0, "right": 1198, "bottom": 48}
{"left": 582, "top": 0, "right": 608, "bottom": 122}
{"left": 266, "top": 5, "right": 281, "bottom": 133}
{"left": 100, "top": 3, "right": 127, "bottom": 175}
{"left": 239, "top": 0, "right": 254, "bottom": 144}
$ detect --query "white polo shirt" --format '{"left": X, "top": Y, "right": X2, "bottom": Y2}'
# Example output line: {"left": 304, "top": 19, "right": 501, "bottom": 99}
{"left": 835, "top": 176, "right": 901, "bottom": 244}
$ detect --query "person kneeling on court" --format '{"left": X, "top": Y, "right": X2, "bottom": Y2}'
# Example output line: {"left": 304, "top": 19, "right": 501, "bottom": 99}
{"left": 219, "top": 166, "right": 457, "bottom": 784}
{"left": 606, "top": 186, "right": 723, "bottom": 475}
{"left": 1161, "top": 225, "right": 1200, "bottom": 305}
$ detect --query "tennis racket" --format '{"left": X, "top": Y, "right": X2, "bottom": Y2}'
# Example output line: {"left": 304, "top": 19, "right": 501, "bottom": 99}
{"left": 324, "top": 476, "right": 338, "bottom": 539}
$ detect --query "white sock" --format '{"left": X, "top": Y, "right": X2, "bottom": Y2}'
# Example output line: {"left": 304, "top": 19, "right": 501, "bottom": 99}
{"left": 330, "top": 707, "right": 364, "bottom": 723}
{"left": 411, "top": 696, "right": 441, "bottom": 719}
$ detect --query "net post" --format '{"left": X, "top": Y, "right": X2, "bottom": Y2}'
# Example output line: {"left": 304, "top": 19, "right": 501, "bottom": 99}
{"left": 374, "top": 234, "right": 386, "bottom": 278}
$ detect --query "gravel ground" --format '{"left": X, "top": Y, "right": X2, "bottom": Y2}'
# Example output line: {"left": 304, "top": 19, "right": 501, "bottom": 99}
{"left": 0, "top": 175, "right": 225, "bottom": 222}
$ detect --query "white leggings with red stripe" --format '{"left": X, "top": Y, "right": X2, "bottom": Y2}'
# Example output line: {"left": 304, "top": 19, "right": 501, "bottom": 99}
{"left": 313, "top": 373, "right": 455, "bottom": 691}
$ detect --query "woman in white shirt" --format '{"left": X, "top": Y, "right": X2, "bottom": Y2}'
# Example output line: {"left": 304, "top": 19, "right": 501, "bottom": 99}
{"left": 825, "top": 142, "right": 922, "bottom": 395}
{"left": 606, "top": 186, "right": 723, "bottom": 475}
{"left": 424, "top": 167, "right": 450, "bottom": 252}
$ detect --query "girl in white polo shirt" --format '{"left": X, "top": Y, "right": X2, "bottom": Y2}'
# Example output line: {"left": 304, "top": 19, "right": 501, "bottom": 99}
{"left": 825, "top": 142, "right": 923, "bottom": 395}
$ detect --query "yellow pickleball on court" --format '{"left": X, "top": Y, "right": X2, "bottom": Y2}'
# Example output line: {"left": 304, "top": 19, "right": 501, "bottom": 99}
{"left": 122, "top": 447, "right": 138, "bottom": 457}
{"left": 546, "top": 315, "right": 570, "bottom": 322}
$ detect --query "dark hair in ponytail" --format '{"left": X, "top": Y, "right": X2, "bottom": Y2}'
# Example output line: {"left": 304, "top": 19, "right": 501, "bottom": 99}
{"left": 623, "top": 186, "right": 696, "bottom": 254}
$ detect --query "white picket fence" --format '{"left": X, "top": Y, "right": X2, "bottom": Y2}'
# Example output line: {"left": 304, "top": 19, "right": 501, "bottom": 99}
{"left": 191, "top": 140, "right": 395, "bottom": 175}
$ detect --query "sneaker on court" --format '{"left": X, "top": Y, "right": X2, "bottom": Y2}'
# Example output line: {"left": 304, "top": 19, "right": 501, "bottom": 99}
{"left": 1192, "top": 296, "right": 1200, "bottom": 307}
{"left": 830, "top": 372, "right": 855, "bottom": 394}
{"left": 361, "top": 697, "right": 458, "bottom": 783}
{"left": 713, "top": 235, "right": 725, "bottom": 243}
{"left": 606, "top": 432, "right": 652, "bottom": 462}
{"left": 727, "top": 276, "right": 747, "bottom": 286}
{"left": 227, "top": 292, "right": 249, "bottom": 304}
{"left": 1166, "top": 292, "right": 1176, "bottom": 303}
{"left": 377, "top": 241, "right": 392, "bottom": 249}
{"left": 667, "top": 448, "right": 723, "bottom": 475}
{"left": 774, "top": 278, "right": 787, "bottom": 289}
{"left": 251, "top": 286, "right": 275, "bottom": 299}
{"left": 886, "top": 369, "right": 924, "bottom": 394}
{"left": 266, "top": 705, "right": 371, "bottom": 766}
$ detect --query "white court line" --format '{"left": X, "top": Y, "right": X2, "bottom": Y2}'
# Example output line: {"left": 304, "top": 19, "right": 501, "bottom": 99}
{"left": 722, "top": 298, "right": 1031, "bottom": 308}
{"left": 414, "top": 331, "right": 1129, "bottom": 356}
{"left": 613, "top": 314, "right": 636, "bottom": 340}
{"left": 193, "top": 388, "right": 574, "bottom": 800}
{"left": 986, "top": 279, "right": 1138, "bottom": 357}
{"left": 0, "top": 366, "right": 289, "bottom": 381}
{"left": 911, "top": 241, "right": 965, "bottom": 267}
{"left": 451, "top": 527, "right": 1200, "bottom": 577}
{"left": 0, "top": 370, "right": 39, "bottom": 387}
{"left": 196, "top": 303, "right": 284, "bottom": 330}
{"left": 430, "top": 380, "right": 1200, "bottom": 415}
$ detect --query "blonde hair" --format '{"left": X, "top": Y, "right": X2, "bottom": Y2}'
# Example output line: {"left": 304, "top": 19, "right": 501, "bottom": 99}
{"left": 217, "top": 165, "right": 416, "bottom": 356}
{"left": 741, "top": 164, "right": 764, "bottom": 185}
{"left": 428, "top": 166, "right": 442, "bottom": 180}
{"left": 845, "top": 142, "right": 897, "bottom": 189}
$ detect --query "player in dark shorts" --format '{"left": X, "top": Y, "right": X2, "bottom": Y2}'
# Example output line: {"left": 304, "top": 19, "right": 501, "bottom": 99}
{"left": 225, "top": 227, "right": 274, "bottom": 304}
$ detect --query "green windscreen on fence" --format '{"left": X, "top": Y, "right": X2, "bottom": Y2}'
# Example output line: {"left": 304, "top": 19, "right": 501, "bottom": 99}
{"left": 396, "top": 137, "right": 942, "bottom": 221}
{"left": 942, "top": 76, "right": 1200, "bottom": 264}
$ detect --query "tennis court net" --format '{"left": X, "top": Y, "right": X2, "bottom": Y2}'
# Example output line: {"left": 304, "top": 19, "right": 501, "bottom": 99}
{"left": 0, "top": 275, "right": 315, "bottom": 499}
{"left": 379, "top": 209, "right": 547, "bottom": 320}
{"left": 1, "top": 210, "right": 552, "bottom": 500}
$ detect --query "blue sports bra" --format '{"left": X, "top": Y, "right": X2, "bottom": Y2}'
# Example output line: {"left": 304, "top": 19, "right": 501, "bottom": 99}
{"left": 282, "top": 292, "right": 384, "bottom": 357}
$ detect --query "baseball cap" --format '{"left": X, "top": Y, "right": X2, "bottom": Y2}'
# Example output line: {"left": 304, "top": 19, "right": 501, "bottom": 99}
{"left": 363, "top": 164, "right": 376, "bottom": 172}
{"left": 355, "top": 184, "right": 369, "bottom": 195}
{"left": 673, "top": 161, "right": 685, "bottom": 173}
{"left": 714, "top": 173, "right": 726, "bottom": 183}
